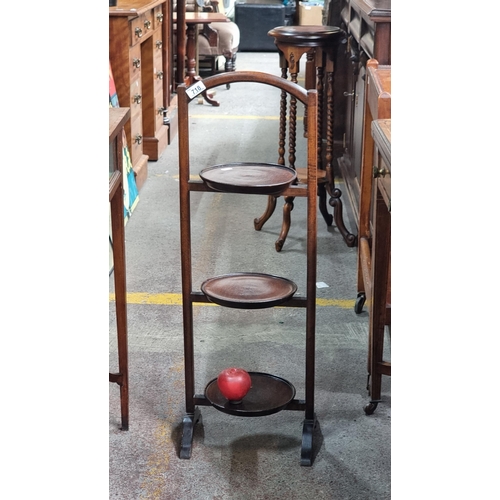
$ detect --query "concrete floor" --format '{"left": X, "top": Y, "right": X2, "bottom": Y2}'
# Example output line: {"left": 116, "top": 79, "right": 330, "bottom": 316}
{"left": 109, "top": 52, "right": 391, "bottom": 499}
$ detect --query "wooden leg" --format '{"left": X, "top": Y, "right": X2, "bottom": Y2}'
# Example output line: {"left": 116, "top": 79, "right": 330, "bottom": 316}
{"left": 110, "top": 172, "right": 129, "bottom": 431}
{"left": 276, "top": 196, "right": 294, "bottom": 252}
{"left": 366, "top": 188, "right": 391, "bottom": 412}
{"left": 254, "top": 195, "right": 278, "bottom": 231}
{"left": 329, "top": 190, "right": 357, "bottom": 247}
{"left": 185, "top": 24, "right": 220, "bottom": 106}
{"left": 318, "top": 183, "right": 333, "bottom": 227}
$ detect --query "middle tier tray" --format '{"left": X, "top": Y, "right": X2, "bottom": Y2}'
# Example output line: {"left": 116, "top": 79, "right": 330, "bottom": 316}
{"left": 205, "top": 372, "right": 296, "bottom": 417}
{"left": 200, "top": 272, "right": 298, "bottom": 309}
{"left": 199, "top": 162, "right": 297, "bottom": 195}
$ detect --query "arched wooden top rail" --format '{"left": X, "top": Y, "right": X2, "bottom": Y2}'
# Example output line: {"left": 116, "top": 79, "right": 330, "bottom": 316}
{"left": 177, "top": 70, "right": 316, "bottom": 106}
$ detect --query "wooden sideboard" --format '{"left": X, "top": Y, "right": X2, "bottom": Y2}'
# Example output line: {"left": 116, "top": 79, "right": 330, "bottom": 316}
{"left": 327, "top": 0, "right": 391, "bottom": 230}
{"left": 110, "top": 0, "right": 175, "bottom": 190}
{"left": 355, "top": 59, "right": 391, "bottom": 314}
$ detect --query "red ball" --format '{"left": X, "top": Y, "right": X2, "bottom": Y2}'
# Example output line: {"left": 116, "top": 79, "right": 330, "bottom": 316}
{"left": 217, "top": 367, "right": 252, "bottom": 403}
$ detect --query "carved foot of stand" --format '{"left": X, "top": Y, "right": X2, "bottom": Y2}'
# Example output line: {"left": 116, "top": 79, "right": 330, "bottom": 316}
{"left": 363, "top": 401, "right": 380, "bottom": 415}
{"left": 202, "top": 90, "right": 220, "bottom": 107}
{"left": 300, "top": 415, "right": 317, "bottom": 466}
{"left": 329, "top": 189, "right": 357, "bottom": 247}
{"left": 354, "top": 292, "right": 366, "bottom": 314}
{"left": 180, "top": 408, "right": 202, "bottom": 459}
{"left": 254, "top": 195, "right": 277, "bottom": 231}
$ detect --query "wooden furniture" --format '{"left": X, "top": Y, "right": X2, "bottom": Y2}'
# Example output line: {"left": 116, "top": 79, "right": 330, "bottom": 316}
{"left": 173, "top": 11, "right": 229, "bottom": 106}
{"left": 174, "top": 0, "right": 240, "bottom": 81}
{"left": 177, "top": 70, "right": 320, "bottom": 465}
{"left": 109, "top": 107, "right": 131, "bottom": 431}
{"left": 361, "top": 118, "right": 390, "bottom": 415}
{"left": 254, "top": 26, "right": 356, "bottom": 251}
{"left": 355, "top": 59, "right": 390, "bottom": 314}
{"left": 109, "top": 0, "right": 173, "bottom": 189}
{"left": 195, "top": 0, "right": 240, "bottom": 77}
{"left": 328, "top": 0, "right": 391, "bottom": 232}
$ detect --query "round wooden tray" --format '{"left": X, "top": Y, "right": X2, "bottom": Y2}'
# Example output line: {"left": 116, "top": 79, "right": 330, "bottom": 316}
{"left": 199, "top": 162, "right": 297, "bottom": 195}
{"left": 205, "top": 372, "right": 296, "bottom": 417}
{"left": 200, "top": 272, "right": 297, "bottom": 309}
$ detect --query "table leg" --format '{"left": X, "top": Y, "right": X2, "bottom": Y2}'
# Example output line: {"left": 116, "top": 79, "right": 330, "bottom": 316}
{"left": 365, "top": 186, "right": 390, "bottom": 413}
{"left": 185, "top": 24, "right": 220, "bottom": 106}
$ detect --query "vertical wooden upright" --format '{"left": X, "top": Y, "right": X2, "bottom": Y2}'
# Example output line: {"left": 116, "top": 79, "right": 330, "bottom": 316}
{"left": 109, "top": 107, "right": 131, "bottom": 431}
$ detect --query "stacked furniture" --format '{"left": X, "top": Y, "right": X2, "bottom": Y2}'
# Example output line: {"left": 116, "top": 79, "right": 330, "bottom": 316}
{"left": 177, "top": 70, "right": 321, "bottom": 465}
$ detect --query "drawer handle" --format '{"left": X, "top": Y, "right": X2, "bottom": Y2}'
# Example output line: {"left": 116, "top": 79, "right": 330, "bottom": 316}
{"left": 132, "top": 58, "right": 141, "bottom": 69}
{"left": 373, "top": 166, "right": 390, "bottom": 178}
{"left": 156, "top": 13, "right": 164, "bottom": 23}
{"left": 156, "top": 71, "right": 164, "bottom": 80}
{"left": 134, "top": 134, "right": 143, "bottom": 145}
{"left": 157, "top": 106, "right": 166, "bottom": 115}
{"left": 144, "top": 20, "right": 151, "bottom": 30}
{"left": 133, "top": 94, "right": 142, "bottom": 104}
{"left": 135, "top": 27, "right": 143, "bottom": 38}
{"left": 156, "top": 40, "right": 162, "bottom": 49}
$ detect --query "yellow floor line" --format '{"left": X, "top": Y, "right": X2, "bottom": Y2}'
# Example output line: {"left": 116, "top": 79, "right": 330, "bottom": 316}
{"left": 109, "top": 292, "right": 355, "bottom": 309}
{"left": 189, "top": 115, "right": 303, "bottom": 121}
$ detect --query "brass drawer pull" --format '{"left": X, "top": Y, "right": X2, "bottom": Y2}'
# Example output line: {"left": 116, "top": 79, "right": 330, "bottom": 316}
{"left": 133, "top": 94, "right": 142, "bottom": 104}
{"left": 157, "top": 106, "right": 166, "bottom": 115}
{"left": 373, "top": 166, "right": 389, "bottom": 178}
{"left": 144, "top": 20, "right": 151, "bottom": 30}
{"left": 135, "top": 27, "right": 143, "bottom": 38}
{"left": 156, "top": 71, "right": 164, "bottom": 80}
{"left": 132, "top": 58, "right": 141, "bottom": 69}
{"left": 134, "top": 135, "right": 143, "bottom": 145}
{"left": 156, "top": 40, "right": 162, "bottom": 49}
{"left": 156, "top": 13, "right": 163, "bottom": 23}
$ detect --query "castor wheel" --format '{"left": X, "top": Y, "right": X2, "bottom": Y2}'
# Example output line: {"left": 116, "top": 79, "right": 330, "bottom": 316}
{"left": 354, "top": 292, "right": 366, "bottom": 314}
{"left": 363, "top": 401, "right": 378, "bottom": 415}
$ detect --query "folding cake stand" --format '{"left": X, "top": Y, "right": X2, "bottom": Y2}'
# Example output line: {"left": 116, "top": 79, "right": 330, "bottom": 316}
{"left": 177, "top": 71, "right": 319, "bottom": 465}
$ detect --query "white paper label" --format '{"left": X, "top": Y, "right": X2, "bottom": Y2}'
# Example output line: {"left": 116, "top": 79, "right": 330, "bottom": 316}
{"left": 186, "top": 81, "right": 206, "bottom": 99}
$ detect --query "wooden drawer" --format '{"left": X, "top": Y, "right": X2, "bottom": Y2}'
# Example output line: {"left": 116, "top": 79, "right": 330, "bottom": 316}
{"left": 129, "top": 44, "right": 142, "bottom": 81}
{"left": 377, "top": 158, "right": 390, "bottom": 209}
{"left": 366, "top": 63, "right": 391, "bottom": 120}
{"left": 372, "top": 119, "right": 391, "bottom": 209}
{"left": 128, "top": 77, "right": 143, "bottom": 114}
{"left": 129, "top": 112, "right": 144, "bottom": 164}
{"left": 154, "top": 88, "right": 165, "bottom": 132}
{"left": 153, "top": 32, "right": 164, "bottom": 94}
{"left": 153, "top": 5, "right": 164, "bottom": 29}
{"left": 129, "top": 10, "right": 155, "bottom": 46}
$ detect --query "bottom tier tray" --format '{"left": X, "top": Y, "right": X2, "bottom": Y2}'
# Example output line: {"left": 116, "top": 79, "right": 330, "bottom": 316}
{"left": 205, "top": 372, "right": 296, "bottom": 417}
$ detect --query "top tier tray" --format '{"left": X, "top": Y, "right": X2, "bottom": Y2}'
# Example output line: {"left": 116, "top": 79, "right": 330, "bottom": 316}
{"left": 199, "top": 162, "right": 297, "bottom": 195}
{"left": 201, "top": 272, "right": 297, "bottom": 309}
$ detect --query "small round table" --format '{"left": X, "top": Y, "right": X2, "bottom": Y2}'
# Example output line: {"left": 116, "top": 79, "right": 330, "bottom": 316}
{"left": 265, "top": 25, "right": 357, "bottom": 248}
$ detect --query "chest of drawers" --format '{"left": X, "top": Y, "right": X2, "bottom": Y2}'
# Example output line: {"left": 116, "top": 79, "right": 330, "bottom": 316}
{"left": 110, "top": 0, "right": 171, "bottom": 190}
